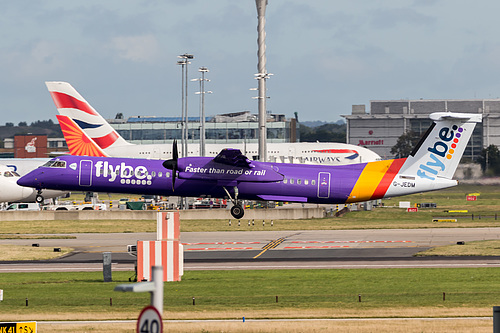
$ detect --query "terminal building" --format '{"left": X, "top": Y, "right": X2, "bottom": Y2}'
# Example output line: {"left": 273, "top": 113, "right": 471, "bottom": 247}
{"left": 2, "top": 111, "right": 298, "bottom": 158}
{"left": 108, "top": 111, "right": 298, "bottom": 145}
{"left": 342, "top": 99, "right": 500, "bottom": 160}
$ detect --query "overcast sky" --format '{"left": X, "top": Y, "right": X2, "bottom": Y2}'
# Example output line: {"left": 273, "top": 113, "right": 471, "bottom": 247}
{"left": 2, "top": 0, "right": 500, "bottom": 125}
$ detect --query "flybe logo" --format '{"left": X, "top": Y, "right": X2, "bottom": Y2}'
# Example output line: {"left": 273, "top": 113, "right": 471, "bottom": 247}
{"left": 417, "top": 125, "right": 463, "bottom": 180}
{"left": 93, "top": 161, "right": 158, "bottom": 185}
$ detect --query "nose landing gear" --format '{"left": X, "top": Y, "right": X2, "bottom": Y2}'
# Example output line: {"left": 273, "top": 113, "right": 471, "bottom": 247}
{"left": 35, "top": 189, "right": 44, "bottom": 204}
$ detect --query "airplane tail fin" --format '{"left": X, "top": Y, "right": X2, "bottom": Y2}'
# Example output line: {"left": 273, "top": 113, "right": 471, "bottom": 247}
{"left": 56, "top": 115, "right": 109, "bottom": 157}
{"left": 398, "top": 112, "right": 482, "bottom": 180}
{"left": 46, "top": 81, "right": 132, "bottom": 151}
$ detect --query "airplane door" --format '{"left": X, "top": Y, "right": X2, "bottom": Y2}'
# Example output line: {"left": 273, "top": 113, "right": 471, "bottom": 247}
{"left": 79, "top": 160, "right": 93, "bottom": 186}
{"left": 317, "top": 172, "right": 331, "bottom": 198}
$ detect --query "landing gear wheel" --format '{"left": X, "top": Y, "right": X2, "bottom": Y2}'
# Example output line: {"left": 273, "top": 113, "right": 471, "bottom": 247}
{"left": 35, "top": 194, "right": 44, "bottom": 204}
{"left": 230, "top": 205, "right": 244, "bottom": 219}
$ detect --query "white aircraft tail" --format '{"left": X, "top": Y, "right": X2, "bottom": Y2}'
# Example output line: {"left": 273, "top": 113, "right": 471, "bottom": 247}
{"left": 399, "top": 112, "right": 482, "bottom": 180}
{"left": 46, "top": 81, "right": 132, "bottom": 151}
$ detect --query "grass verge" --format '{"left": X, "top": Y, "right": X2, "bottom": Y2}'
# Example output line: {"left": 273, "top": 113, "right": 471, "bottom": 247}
{"left": 416, "top": 240, "right": 500, "bottom": 256}
{"left": 1, "top": 268, "right": 499, "bottom": 321}
{"left": 0, "top": 244, "right": 73, "bottom": 261}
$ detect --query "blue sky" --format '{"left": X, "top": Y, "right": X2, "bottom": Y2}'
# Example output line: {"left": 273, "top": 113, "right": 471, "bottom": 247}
{"left": 2, "top": 0, "right": 500, "bottom": 124}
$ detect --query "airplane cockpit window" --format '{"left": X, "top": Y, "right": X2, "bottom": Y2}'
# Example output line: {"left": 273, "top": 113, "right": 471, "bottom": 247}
{"left": 42, "top": 160, "right": 67, "bottom": 168}
{"left": 52, "top": 161, "right": 66, "bottom": 168}
{"left": 3, "top": 171, "right": 12, "bottom": 177}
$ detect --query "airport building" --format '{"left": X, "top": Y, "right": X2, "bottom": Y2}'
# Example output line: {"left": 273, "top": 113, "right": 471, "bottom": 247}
{"left": 108, "top": 111, "right": 299, "bottom": 145}
{"left": 342, "top": 99, "right": 500, "bottom": 160}
{"left": 2, "top": 111, "right": 298, "bottom": 158}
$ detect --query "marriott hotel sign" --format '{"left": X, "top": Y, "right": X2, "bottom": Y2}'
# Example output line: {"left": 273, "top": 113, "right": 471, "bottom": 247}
{"left": 358, "top": 139, "right": 383, "bottom": 146}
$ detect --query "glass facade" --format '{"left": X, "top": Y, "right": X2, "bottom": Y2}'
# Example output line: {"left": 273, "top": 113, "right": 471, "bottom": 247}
{"left": 112, "top": 120, "right": 293, "bottom": 145}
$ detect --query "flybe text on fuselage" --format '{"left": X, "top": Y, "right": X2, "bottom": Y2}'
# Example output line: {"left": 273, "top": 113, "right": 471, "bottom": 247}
{"left": 93, "top": 161, "right": 157, "bottom": 183}
{"left": 417, "top": 125, "right": 463, "bottom": 181}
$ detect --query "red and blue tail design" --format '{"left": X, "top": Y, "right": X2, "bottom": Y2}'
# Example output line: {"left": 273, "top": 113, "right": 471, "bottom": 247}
{"left": 56, "top": 115, "right": 108, "bottom": 157}
{"left": 47, "top": 82, "right": 131, "bottom": 151}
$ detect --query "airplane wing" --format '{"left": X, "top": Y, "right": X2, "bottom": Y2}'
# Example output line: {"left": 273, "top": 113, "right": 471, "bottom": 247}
{"left": 213, "top": 149, "right": 255, "bottom": 168}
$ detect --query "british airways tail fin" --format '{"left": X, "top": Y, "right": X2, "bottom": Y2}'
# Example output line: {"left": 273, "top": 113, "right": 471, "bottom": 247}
{"left": 56, "top": 115, "right": 108, "bottom": 157}
{"left": 398, "top": 112, "right": 482, "bottom": 180}
{"left": 46, "top": 81, "right": 132, "bottom": 151}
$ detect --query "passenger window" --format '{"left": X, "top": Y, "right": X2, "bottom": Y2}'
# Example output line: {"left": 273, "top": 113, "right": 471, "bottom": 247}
{"left": 290, "top": 178, "right": 294, "bottom": 184}
{"left": 166, "top": 172, "right": 170, "bottom": 178}
{"left": 304, "top": 179, "right": 309, "bottom": 185}
{"left": 151, "top": 171, "right": 156, "bottom": 177}
{"left": 158, "top": 172, "right": 163, "bottom": 177}
{"left": 312, "top": 180, "right": 316, "bottom": 186}
{"left": 283, "top": 178, "right": 288, "bottom": 184}
{"left": 297, "top": 179, "right": 302, "bottom": 185}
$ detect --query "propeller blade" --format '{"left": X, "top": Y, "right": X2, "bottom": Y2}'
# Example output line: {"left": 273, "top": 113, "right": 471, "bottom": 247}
{"left": 173, "top": 139, "right": 178, "bottom": 160}
{"left": 162, "top": 140, "right": 179, "bottom": 191}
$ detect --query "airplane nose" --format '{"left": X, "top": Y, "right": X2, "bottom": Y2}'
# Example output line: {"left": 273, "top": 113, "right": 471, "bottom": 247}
{"left": 17, "top": 173, "right": 39, "bottom": 188}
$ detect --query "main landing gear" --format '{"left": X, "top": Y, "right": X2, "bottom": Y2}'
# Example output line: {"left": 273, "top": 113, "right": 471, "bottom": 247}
{"left": 223, "top": 186, "right": 244, "bottom": 219}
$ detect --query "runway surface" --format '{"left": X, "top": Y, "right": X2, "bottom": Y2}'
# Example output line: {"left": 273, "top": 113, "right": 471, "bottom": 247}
{"left": 2, "top": 228, "right": 500, "bottom": 272}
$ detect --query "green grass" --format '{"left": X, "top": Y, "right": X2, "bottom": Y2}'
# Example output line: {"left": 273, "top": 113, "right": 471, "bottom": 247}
{"left": 417, "top": 240, "right": 500, "bottom": 256}
{"left": 1, "top": 268, "right": 500, "bottom": 319}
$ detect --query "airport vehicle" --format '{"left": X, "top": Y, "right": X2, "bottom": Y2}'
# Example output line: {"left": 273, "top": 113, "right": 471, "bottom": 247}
{"left": 118, "top": 198, "right": 129, "bottom": 205}
{"left": 17, "top": 112, "right": 480, "bottom": 219}
{"left": 0, "top": 163, "right": 68, "bottom": 203}
{"left": 5, "top": 202, "right": 40, "bottom": 211}
{"left": 42, "top": 202, "right": 107, "bottom": 211}
{"left": 46, "top": 81, "right": 380, "bottom": 164}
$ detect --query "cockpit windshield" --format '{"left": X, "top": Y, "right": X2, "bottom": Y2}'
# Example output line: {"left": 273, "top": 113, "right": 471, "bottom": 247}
{"left": 1, "top": 170, "right": 20, "bottom": 177}
{"left": 42, "top": 160, "right": 67, "bottom": 168}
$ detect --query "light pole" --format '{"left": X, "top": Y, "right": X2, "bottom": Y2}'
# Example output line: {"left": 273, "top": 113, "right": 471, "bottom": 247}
{"left": 255, "top": 0, "right": 270, "bottom": 162}
{"left": 177, "top": 53, "right": 194, "bottom": 157}
{"left": 177, "top": 54, "right": 193, "bottom": 211}
{"left": 192, "top": 67, "right": 212, "bottom": 157}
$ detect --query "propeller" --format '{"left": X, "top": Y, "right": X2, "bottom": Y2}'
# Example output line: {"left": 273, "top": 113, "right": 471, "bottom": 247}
{"left": 162, "top": 140, "right": 179, "bottom": 191}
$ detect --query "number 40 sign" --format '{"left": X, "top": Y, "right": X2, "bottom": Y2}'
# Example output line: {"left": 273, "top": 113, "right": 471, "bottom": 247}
{"left": 137, "top": 306, "right": 163, "bottom": 333}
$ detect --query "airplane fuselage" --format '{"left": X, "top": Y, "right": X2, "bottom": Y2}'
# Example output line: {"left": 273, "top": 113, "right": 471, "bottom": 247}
{"left": 18, "top": 154, "right": 456, "bottom": 206}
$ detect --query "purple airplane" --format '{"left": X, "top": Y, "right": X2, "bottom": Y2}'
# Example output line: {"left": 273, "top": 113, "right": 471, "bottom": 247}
{"left": 18, "top": 112, "right": 481, "bottom": 219}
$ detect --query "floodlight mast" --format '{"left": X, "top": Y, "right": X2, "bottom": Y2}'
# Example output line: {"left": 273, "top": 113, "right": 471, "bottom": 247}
{"left": 192, "top": 67, "right": 211, "bottom": 157}
{"left": 177, "top": 53, "right": 194, "bottom": 158}
{"left": 256, "top": 0, "right": 269, "bottom": 162}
